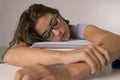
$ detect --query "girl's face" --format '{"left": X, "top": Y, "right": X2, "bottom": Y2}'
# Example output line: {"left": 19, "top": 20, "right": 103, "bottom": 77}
{"left": 35, "top": 13, "right": 70, "bottom": 41}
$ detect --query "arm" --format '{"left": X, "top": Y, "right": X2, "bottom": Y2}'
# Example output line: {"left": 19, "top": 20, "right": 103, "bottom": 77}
{"left": 84, "top": 25, "right": 120, "bottom": 61}
{"left": 3, "top": 42, "right": 108, "bottom": 73}
{"left": 13, "top": 63, "right": 90, "bottom": 80}
{"left": 65, "top": 25, "right": 120, "bottom": 79}
{"left": 3, "top": 39, "right": 107, "bottom": 72}
{"left": 3, "top": 43, "right": 64, "bottom": 67}
{"left": 13, "top": 25, "right": 120, "bottom": 80}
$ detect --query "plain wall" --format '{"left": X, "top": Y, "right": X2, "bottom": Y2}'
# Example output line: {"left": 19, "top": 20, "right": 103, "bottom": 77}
{"left": 0, "top": 0, "right": 120, "bottom": 46}
{"left": 0, "top": 0, "right": 3, "bottom": 45}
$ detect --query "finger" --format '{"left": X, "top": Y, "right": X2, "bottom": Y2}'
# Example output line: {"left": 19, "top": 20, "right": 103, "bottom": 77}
{"left": 41, "top": 75, "right": 56, "bottom": 80}
{"left": 88, "top": 45, "right": 106, "bottom": 71}
{"left": 94, "top": 41, "right": 102, "bottom": 46}
{"left": 14, "top": 70, "right": 23, "bottom": 80}
{"left": 96, "top": 46, "right": 110, "bottom": 65}
{"left": 80, "top": 51, "right": 98, "bottom": 74}
{"left": 22, "top": 71, "right": 45, "bottom": 80}
{"left": 14, "top": 69, "right": 27, "bottom": 80}
{"left": 22, "top": 74, "right": 31, "bottom": 80}
{"left": 14, "top": 68, "right": 35, "bottom": 80}
{"left": 93, "top": 43, "right": 110, "bottom": 66}
{"left": 28, "top": 64, "right": 50, "bottom": 73}
{"left": 85, "top": 48, "right": 101, "bottom": 72}
{"left": 92, "top": 46, "right": 107, "bottom": 71}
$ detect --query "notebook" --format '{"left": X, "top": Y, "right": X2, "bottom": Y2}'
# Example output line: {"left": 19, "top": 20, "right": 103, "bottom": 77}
{"left": 31, "top": 40, "right": 90, "bottom": 49}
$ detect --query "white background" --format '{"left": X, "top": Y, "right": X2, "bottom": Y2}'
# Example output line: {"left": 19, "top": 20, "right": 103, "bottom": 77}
{"left": 0, "top": 0, "right": 120, "bottom": 46}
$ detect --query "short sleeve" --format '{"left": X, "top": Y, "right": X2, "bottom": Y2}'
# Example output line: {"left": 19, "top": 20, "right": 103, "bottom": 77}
{"left": 71, "top": 24, "right": 88, "bottom": 39}
{"left": 0, "top": 46, "right": 8, "bottom": 63}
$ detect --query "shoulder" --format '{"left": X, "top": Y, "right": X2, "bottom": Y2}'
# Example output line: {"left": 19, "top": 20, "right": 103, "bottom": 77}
{"left": 84, "top": 25, "right": 111, "bottom": 42}
{"left": 84, "top": 25, "right": 108, "bottom": 36}
{"left": 13, "top": 42, "right": 28, "bottom": 48}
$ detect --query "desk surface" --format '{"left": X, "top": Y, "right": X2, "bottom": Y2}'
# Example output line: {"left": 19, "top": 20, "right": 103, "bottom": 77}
{"left": 0, "top": 63, "right": 120, "bottom": 80}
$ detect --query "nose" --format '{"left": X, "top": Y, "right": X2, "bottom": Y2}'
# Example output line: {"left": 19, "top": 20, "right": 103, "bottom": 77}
{"left": 52, "top": 29, "right": 62, "bottom": 38}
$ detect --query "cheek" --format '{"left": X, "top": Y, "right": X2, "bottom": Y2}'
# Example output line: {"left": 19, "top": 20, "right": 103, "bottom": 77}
{"left": 61, "top": 23, "right": 70, "bottom": 39}
{"left": 61, "top": 23, "right": 68, "bottom": 31}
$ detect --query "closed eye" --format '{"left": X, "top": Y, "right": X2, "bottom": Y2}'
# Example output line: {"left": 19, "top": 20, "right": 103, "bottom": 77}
{"left": 44, "top": 32, "right": 51, "bottom": 39}
{"left": 52, "top": 19, "right": 58, "bottom": 28}
{"left": 43, "top": 31, "right": 53, "bottom": 40}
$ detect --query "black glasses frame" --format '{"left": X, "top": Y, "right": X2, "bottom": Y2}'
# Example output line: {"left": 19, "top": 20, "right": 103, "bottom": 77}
{"left": 42, "top": 14, "right": 59, "bottom": 40}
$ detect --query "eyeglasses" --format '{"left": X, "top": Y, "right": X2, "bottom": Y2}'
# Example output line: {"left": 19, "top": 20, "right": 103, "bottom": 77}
{"left": 42, "top": 14, "right": 60, "bottom": 40}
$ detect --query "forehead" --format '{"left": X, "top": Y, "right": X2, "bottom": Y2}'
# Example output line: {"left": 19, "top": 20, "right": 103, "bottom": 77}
{"left": 35, "top": 13, "right": 53, "bottom": 35}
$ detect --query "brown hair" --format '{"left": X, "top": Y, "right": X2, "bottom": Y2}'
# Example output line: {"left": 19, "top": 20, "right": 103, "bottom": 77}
{"left": 10, "top": 4, "right": 70, "bottom": 47}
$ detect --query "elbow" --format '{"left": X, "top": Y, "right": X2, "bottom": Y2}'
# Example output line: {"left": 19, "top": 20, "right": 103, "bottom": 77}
{"left": 3, "top": 48, "right": 14, "bottom": 64}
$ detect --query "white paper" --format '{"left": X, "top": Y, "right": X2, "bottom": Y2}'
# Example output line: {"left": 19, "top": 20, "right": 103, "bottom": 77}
{"left": 31, "top": 40, "right": 90, "bottom": 49}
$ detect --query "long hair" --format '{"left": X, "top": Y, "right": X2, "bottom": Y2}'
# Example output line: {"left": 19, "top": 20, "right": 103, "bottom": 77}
{"left": 10, "top": 4, "right": 70, "bottom": 47}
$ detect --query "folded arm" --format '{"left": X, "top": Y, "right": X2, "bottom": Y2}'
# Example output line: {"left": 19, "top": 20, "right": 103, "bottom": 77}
{"left": 13, "top": 25, "right": 120, "bottom": 80}
{"left": 65, "top": 25, "right": 120, "bottom": 79}
{"left": 3, "top": 43, "right": 64, "bottom": 67}
{"left": 85, "top": 25, "right": 120, "bottom": 61}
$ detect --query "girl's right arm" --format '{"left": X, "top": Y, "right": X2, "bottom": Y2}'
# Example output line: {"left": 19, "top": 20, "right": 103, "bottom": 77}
{"left": 3, "top": 42, "right": 65, "bottom": 67}
{"left": 3, "top": 42, "right": 109, "bottom": 74}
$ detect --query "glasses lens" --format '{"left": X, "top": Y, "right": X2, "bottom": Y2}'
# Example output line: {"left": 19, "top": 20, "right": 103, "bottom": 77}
{"left": 42, "top": 14, "right": 58, "bottom": 40}
{"left": 44, "top": 31, "right": 53, "bottom": 40}
{"left": 51, "top": 15, "right": 58, "bottom": 28}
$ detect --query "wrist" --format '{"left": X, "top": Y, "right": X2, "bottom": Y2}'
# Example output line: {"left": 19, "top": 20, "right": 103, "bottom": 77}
{"left": 66, "top": 63, "right": 91, "bottom": 80}
{"left": 60, "top": 50, "right": 82, "bottom": 64}
{"left": 59, "top": 51, "right": 73, "bottom": 64}
{"left": 53, "top": 51, "right": 66, "bottom": 64}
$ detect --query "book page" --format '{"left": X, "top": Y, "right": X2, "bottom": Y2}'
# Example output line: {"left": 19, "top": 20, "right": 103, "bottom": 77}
{"left": 31, "top": 40, "right": 90, "bottom": 49}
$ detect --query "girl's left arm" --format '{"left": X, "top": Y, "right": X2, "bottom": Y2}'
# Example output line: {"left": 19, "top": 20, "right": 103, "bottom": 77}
{"left": 65, "top": 25, "right": 120, "bottom": 80}
{"left": 84, "top": 25, "right": 120, "bottom": 62}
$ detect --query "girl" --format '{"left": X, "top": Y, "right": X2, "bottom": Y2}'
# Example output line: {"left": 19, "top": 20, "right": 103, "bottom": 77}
{"left": 2, "top": 4, "right": 120, "bottom": 80}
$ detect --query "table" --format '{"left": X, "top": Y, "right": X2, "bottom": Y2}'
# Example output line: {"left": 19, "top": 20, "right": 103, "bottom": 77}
{"left": 0, "top": 63, "right": 120, "bottom": 80}
{"left": 0, "top": 64, "right": 21, "bottom": 80}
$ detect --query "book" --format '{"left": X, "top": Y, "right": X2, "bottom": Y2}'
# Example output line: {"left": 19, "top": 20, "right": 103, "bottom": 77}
{"left": 30, "top": 40, "right": 90, "bottom": 49}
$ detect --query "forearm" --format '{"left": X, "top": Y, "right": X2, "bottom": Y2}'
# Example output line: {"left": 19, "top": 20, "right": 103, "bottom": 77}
{"left": 3, "top": 47, "right": 63, "bottom": 67}
{"left": 65, "top": 30, "right": 120, "bottom": 80}
{"left": 64, "top": 63, "right": 91, "bottom": 80}
{"left": 100, "top": 33, "right": 120, "bottom": 62}
{"left": 85, "top": 25, "right": 120, "bottom": 62}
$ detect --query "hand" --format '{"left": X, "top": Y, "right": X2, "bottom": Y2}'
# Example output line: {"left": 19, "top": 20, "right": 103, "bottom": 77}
{"left": 62, "top": 43, "right": 110, "bottom": 74}
{"left": 14, "top": 64, "right": 72, "bottom": 80}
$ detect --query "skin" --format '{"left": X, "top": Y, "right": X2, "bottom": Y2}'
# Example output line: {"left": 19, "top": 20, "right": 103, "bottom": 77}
{"left": 35, "top": 13, "right": 70, "bottom": 41}
{"left": 35, "top": 14, "right": 110, "bottom": 73}
{"left": 14, "top": 64, "right": 73, "bottom": 80}
{"left": 3, "top": 13, "right": 120, "bottom": 80}
{"left": 4, "top": 13, "right": 109, "bottom": 73}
